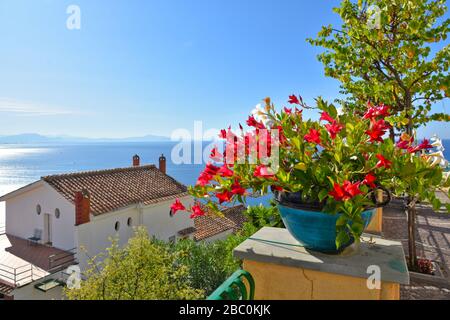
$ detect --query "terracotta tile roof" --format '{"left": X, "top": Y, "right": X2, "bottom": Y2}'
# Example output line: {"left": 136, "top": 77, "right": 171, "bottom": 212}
{"left": 43, "top": 165, "right": 188, "bottom": 215}
{"left": 194, "top": 205, "right": 247, "bottom": 241}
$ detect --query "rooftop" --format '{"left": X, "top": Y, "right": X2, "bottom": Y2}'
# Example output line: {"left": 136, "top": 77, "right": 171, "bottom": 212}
{"left": 194, "top": 205, "right": 247, "bottom": 241}
{"left": 43, "top": 165, "right": 188, "bottom": 215}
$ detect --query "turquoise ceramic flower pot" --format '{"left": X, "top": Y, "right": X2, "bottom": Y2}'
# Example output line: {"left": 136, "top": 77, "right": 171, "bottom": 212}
{"left": 277, "top": 204, "right": 375, "bottom": 254}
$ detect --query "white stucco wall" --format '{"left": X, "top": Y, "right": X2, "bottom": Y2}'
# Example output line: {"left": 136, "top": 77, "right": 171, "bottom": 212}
{"left": 75, "top": 195, "right": 195, "bottom": 270}
{"left": 4, "top": 182, "right": 76, "bottom": 251}
{"left": 141, "top": 195, "right": 195, "bottom": 241}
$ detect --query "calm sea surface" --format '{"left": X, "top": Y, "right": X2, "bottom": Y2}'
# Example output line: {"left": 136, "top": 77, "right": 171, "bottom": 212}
{"left": 0, "top": 140, "right": 449, "bottom": 225}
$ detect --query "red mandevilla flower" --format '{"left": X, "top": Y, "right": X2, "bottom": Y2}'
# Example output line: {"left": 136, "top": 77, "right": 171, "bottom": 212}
{"left": 216, "top": 191, "right": 233, "bottom": 204}
{"left": 408, "top": 139, "right": 434, "bottom": 153}
{"left": 329, "top": 181, "right": 362, "bottom": 201}
{"left": 288, "top": 95, "right": 300, "bottom": 105}
{"left": 246, "top": 115, "right": 265, "bottom": 129}
{"left": 325, "top": 122, "right": 344, "bottom": 139}
{"left": 363, "top": 103, "right": 390, "bottom": 119}
{"left": 218, "top": 164, "right": 234, "bottom": 177}
{"left": 190, "top": 204, "right": 206, "bottom": 219}
{"left": 254, "top": 164, "right": 275, "bottom": 178}
{"left": 319, "top": 111, "right": 335, "bottom": 124}
{"left": 362, "top": 173, "right": 377, "bottom": 189}
{"left": 375, "top": 154, "right": 392, "bottom": 169}
{"left": 304, "top": 128, "right": 321, "bottom": 145}
{"left": 219, "top": 129, "right": 227, "bottom": 139}
{"left": 231, "top": 181, "right": 246, "bottom": 196}
{"left": 170, "top": 199, "right": 186, "bottom": 215}
{"left": 365, "top": 119, "right": 389, "bottom": 143}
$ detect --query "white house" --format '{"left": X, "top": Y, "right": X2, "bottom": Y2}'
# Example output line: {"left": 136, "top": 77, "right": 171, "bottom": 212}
{"left": 0, "top": 154, "right": 246, "bottom": 300}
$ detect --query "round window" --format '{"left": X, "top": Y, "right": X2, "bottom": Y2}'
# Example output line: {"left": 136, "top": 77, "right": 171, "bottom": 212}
{"left": 115, "top": 221, "right": 120, "bottom": 231}
{"left": 36, "top": 204, "right": 41, "bottom": 215}
{"left": 55, "top": 208, "right": 61, "bottom": 219}
{"left": 127, "top": 217, "right": 132, "bottom": 227}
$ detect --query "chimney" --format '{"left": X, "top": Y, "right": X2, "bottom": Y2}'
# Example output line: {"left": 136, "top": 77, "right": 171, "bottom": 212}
{"left": 159, "top": 154, "right": 167, "bottom": 174}
{"left": 75, "top": 189, "right": 90, "bottom": 226}
{"left": 132, "top": 154, "right": 140, "bottom": 167}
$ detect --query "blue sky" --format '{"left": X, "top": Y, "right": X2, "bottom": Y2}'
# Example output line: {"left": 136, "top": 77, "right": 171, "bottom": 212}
{"left": 0, "top": 0, "right": 448, "bottom": 138}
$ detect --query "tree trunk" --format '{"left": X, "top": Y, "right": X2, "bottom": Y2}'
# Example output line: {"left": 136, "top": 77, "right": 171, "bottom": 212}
{"left": 406, "top": 198, "right": 418, "bottom": 270}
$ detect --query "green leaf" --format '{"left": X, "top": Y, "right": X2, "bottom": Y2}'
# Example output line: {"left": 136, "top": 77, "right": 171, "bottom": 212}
{"left": 318, "top": 189, "right": 329, "bottom": 202}
{"left": 294, "top": 163, "right": 307, "bottom": 171}
{"left": 335, "top": 230, "right": 350, "bottom": 249}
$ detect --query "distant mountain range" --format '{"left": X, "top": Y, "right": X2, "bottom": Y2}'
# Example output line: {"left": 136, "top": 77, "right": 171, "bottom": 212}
{"left": 0, "top": 133, "right": 170, "bottom": 144}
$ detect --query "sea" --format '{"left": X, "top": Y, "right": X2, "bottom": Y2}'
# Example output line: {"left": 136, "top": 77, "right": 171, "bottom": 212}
{"left": 0, "top": 140, "right": 449, "bottom": 225}
{"left": 0, "top": 141, "right": 269, "bottom": 225}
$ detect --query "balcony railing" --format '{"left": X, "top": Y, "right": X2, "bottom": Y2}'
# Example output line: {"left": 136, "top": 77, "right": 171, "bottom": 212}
{"left": 207, "top": 269, "right": 255, "bottom": 300}
{"left": 0, "top": 262, "right": 40, "bottom": 287}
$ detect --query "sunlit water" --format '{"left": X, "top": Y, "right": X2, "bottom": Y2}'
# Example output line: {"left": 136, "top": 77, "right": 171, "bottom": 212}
{"left": 1, "top": 140, "right": 449, "bottom": 226}
{"left": 0, "top": 142, "right": 272, "bottom": 226}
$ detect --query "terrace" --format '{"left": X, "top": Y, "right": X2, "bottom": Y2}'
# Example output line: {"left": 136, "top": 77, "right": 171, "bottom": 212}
{"left": 0, "top": 233, "right": 76, "bottom": 296}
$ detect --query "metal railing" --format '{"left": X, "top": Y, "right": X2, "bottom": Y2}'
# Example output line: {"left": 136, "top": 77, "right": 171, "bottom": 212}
{"left": 0, "top": 248, "right": 78, "bottom": 288}
{"left": 0, "top": 262, "right": 37, "bottom": 287}
{"left": 207, "top": 270, "right": 255, "bottom": 300}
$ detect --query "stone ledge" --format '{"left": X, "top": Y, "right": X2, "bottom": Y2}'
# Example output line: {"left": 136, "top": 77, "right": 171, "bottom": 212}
{"left": 233, "top": 227, "right": 409, "bottom": 285}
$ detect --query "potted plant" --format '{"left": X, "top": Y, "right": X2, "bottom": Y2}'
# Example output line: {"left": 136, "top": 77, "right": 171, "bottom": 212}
{"left": 171, "top": 95, "right": 448, "bottom": 254}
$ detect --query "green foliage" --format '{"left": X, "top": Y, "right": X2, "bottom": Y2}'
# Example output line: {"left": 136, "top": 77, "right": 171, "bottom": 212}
{"left": 244, "top": 201, "right": 285, "bottom": 229}
{"left": 308, "top": 0, "right": 450, "bottom": 131}
{"left": 65, "top": 227, "right": 204, "bottom": 300}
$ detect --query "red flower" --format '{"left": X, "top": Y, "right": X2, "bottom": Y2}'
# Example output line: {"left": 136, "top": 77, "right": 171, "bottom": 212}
{"left": 375, "top": 154, "right": 392, "bottom": 169}
{"left": 216, "top": 191, "right": 233, "bottom": 204}
{"left": 319, "top": 111, "right": 335, "bottom": 124}
{"left": 365, "top": 119, "right": 389, "bottom": 143}
{"left": 304, "top": 128, "right": 321, "bottom": 145}
{"left": 204, "top": 162, "right": 220, "bottom": 175}
{"left": 343, "top": 181, "right": 363, "bottom": 198}
{"left": 254, "top": 164, "right": 275, "bottom": 178}
{"left": 231, "top": 181, "right": 246, "bottom": 196}
{"left": 325, "top": 122, "right": 343, "bottom": 139}
{"left": 362, "top": 173, "right": 377, "bottom": 189}
{"left": 170, "top": 199, "right": 186, "bottom": 215}
{"left": 219, "top": 129, "right": 227, "bottom": 139}
{"left": 283, "top": 107, "right": 292, "bottom": 114}
{"left": 196, "top": 172, "right": 213, "bottom": 186}
{"left": 218, "top": 164, "right": 234, "bottom": 177}
{"left": 190, "top": 204, "right": 206, "bottom": 219}
{"left": 271, "top": 185, "right": 283, "bottom": 192}
{"left": 210, "top": 147, "right": 223, "bottom": 162}
{"left": 329, "top": 181, "right": 362, "bottom": 201}
{"left": 363, "top": 103, "right": 390, "bottom": 119}
{"left": 418, "top": 139, "right": 433, "bottom": 150}
{"left": 328, "top": 183, "right": 347, "bottom": 201}
{"left": 196, "top": 163, "right": 220, "bottom": 186}
{"left": 246, "top": 115, "right": 265, "bottom": 129}
{"left": 288, "top": 95, "right": 300, "bottom": 105}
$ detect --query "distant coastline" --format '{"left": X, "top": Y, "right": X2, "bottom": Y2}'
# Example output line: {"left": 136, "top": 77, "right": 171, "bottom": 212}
{"left": 0, "top": 133, "right": 170, "bottom": 144}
